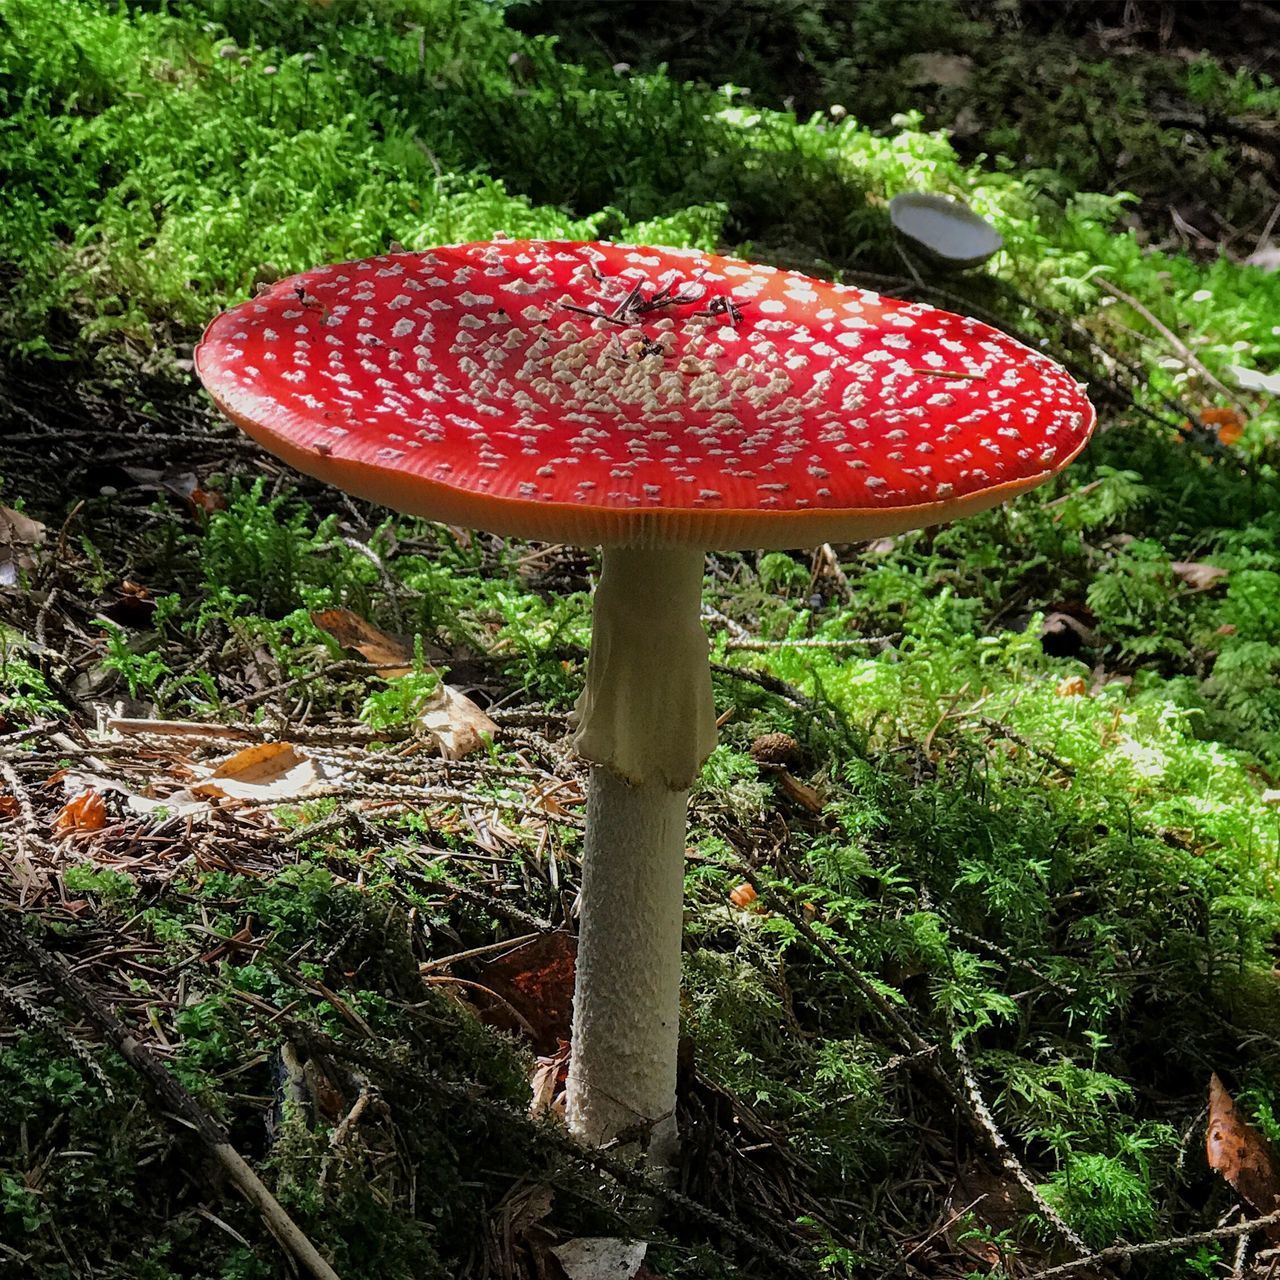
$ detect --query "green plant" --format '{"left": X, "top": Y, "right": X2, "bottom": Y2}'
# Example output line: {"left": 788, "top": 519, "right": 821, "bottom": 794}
{"left": 1038, "top": 1152, "right": 1158, "bottom": 1248}
{"left": 63, "top": 864, "right": 138, "bottom": 907}
{"left": 96, "top": 621, "right": 172, "bottom": 700}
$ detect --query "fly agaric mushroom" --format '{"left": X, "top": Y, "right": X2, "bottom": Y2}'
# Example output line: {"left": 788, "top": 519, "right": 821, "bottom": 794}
{"left": 195, "top": 239, "right": 1096, "bottom": 1165}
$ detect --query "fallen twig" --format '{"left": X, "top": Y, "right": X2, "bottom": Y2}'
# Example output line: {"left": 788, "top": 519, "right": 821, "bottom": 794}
{"left": 105, "top": 717, "right": 259, "bottom": 741}
{"left": 723, "top": 635, "right": 898, "bottom": 652}
{"left": 0, "top": 908, "right": 343, "bottom": 1280}
{"left": 1094, "top": 278, "right": 1245, "bottom": 413}
{"left": 951, "top": 1040, "right": 1093, "bottom": 1259}
{"left": 288, "top": 1022, "right": 819, "bottom": 1278}
{"left": 1024, "top": 1204, "right": 1280, "bottom": 1279}
{"left": 746, "top": 868, "right": 1108, "bottom": 1273}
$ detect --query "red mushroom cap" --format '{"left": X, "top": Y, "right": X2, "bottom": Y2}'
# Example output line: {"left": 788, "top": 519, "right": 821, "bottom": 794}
{"left": 196, "top": 240, "right": 1095, "bottom": 549}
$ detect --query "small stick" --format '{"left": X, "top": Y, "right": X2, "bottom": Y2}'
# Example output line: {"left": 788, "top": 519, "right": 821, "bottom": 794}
{"left": 723, "top": 636, "right": 898, "bottom": 652}
{"left": 951, "top": 1040, "right": 1093, "bottom": 1259}
{"left": 106, "top": 718, "right": 259, "bottom": 741}
{"left": 1095, "top": 276, "right": 1246, "bottom": 412}
{"left": 907, "top": 367, "right": 986, "bottom": 381}
{"left": 610, "top": 281, "right": 643, "bottom": 319}
{"left": 562, "top": 302, "right": 634, "bottom": 328}
{"left": 1024, "top": 1204, "right": 1280, "bottom": 1279}
{"left": 746, "top": 870, "right": 1108, "bottom": 1272}
{"left": 0, "top": 910, "right": 342, "bottom": 1280}
{"left": 418, "top": 932, "right": 540, "bottom": 972}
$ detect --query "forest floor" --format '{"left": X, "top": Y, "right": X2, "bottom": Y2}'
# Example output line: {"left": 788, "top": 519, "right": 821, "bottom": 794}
{"left": 4, "top": 2, "right": 1280, "bottom": 1278}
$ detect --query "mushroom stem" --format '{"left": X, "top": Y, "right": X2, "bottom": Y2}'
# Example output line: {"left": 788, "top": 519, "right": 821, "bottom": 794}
{"left": 566, "top": 546, "right": 718, "bottom": 1161}
{"left": 565, "top": 766, "right": 688, "bottom": 1163}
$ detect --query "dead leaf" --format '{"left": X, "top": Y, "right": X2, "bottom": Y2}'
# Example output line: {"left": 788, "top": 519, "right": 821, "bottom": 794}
{"left": 551, "top": 1238, "right": 647, "bottom": 1280}
{"left": 526, "top": 780, "right": 586, "bottom": 818}
{"left": 1204, "top": 407, "right": 1246, "bottom": 446}
{"left": 126, "top": 742, "right": 339, "bottom": 816}
{"left": 101, "top": 579, "right": 157, "bottom": 627}
{"left": 778, "top": 769, "right": 824, "bottom": 813}
{"left": 1228, "top": 364, "right": 1280, "bottom": 396}
{"left": 52, "top": 790, "right": 107, "bottom": 837}
{"left": 1171, "top": 561, "right": 1229, "bottom": 592}
{"left": 311, "top": 608, "right": 418, "bottom": 676}
{"left": 121, "top": 467, "right": 225, "bottom": 520}
{"left": 0, "top": 505, "right": 46, "bottom": 587}
{"left": 1056, "top": 675, "right": 1088, "bottom": 697}
{"left": 475, "top": 931, "right": 577, "bottom": 1053}
{"left": 947, "top": 1162, "right": 1037, "bottom": 1269}
{"left": 504, "top": 1182, "right": 556, "bottom": 1238}
{"left": 420, "top": 683, "right": 498, "bottom": 760}
{"left": 192, "top": 742, "right": 323, "bottom": 801}
{"left": 530, "top": 1041, "right": 570, "bottom": 1117}
{"left": 188, "top": 486, "right": 227, "bottom": 517}
{"left": 1245, "top": 244, "right": 1280, "bottom": 274}
{"left": 1207, "top": 1073, "right": 1280, "bottom": 1236}
{"left": 199, "top": 924, "right": 257, "bottom": 965}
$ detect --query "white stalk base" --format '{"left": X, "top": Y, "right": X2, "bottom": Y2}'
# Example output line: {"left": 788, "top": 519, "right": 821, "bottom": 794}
{"left": 565, "top": 766, "right": 687, "bottom": 1166}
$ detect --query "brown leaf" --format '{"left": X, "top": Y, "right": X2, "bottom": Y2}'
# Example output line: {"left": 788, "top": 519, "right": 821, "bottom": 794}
{"left": 0, "top": 504, "right": 46, "bottom": 587}
{"left": 1180, "top": 408, "right": 1248, "bottom": 446}
{"left": 1171, "top": 561, "right": 1230, "bottom": 592}
{"left": 778, "top": 769, "right": 824, "bottom": 813}
{"left": 125, "top": 743, "right": 339, "bottom": 816}
{"left": 475, "top": 931, "right": 577, "bottom": 1054}
{"left": 419, "top": 683, "right": 498, "bottom": 760}
{"left": 191, "top": 742, "right": 325, "bottom": 802}
{"left": 52, "top": 790, "right": 107, "bottom": 837}
{"left": 1207, "top": 1073, "right": 1280, "bottom": 1235}
{"left": 199, "top": 924, "right": 257, "bottom": 965}
{"left": 187, "top": 486, "right": 227, "bottom": 517}
{"left": 947, "top": 1162, "right": 1039, "bottom": 1270}
{"left": 311, "top": 607, "right": 416, "bottom": 676}
{"left": 101, "top": 579, "right": 158, "bottom": 627}
{"left": 526, "top": 780, "right": 586, "bottom": 818}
